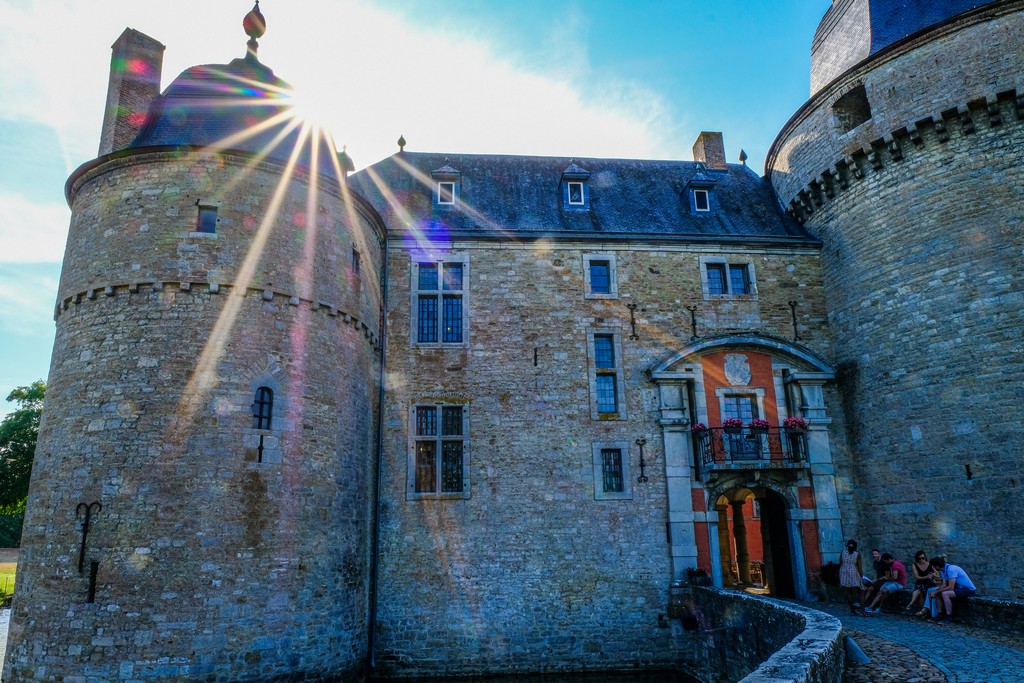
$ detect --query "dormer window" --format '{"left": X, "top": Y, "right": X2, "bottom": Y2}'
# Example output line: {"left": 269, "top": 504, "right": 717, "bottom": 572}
{"left": 561, "top": 161, "right": 591, "bottom": 210}
{"left": 438, "top": 181, "right": 456, "bottom": 205}
{"left": 431, "top": 162, "right": 461, "bottom": 208}
{"left": 694, "top": 189, "right": 710, "bottom": 212}
{"left": 685, "top": 164, "right": 718, "bottom": 215}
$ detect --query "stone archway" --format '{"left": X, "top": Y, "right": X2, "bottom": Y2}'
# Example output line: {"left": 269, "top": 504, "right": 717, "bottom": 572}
{"left": 706, "top": 477, "right": 807, "bottom": 600}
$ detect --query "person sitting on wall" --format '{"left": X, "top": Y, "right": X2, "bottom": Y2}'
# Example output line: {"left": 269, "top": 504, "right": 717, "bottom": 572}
{"left": 917, "top": 555, "right": 977, "bottom": 623}
{"left": 838, "top": 539, "right": 866, "bottom": 616}
{"left": 903, "top": 550, "right": 937, "bottom": 614}
{"left": 861, "top": 548, "right": 886, "bottom": 606}
{"left": 864, "top": 553, "right": 906, "bottom": 614}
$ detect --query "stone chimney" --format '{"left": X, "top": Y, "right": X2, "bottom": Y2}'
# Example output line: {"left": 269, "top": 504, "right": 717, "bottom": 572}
{"left": 98, "top": 29, "right": 165, "bottom": 156}
{"left": 692, "top": 131, "right": 727, "bottom": 171}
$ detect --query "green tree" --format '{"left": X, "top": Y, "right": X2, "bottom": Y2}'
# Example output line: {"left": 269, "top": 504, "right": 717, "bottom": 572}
{"left": 0, "top": 381, "right": 45, "bottom": 509}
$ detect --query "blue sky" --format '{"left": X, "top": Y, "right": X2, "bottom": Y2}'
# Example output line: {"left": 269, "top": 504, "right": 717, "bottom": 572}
{"left": 0, "top": 0, "right": 829, "bottom": 416}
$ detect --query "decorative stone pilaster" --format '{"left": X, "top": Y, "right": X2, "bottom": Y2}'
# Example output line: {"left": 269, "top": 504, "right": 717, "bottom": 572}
{"left": 653, "top": 377, "right": 699, "bottom": 580}
{"left": 784, "top": 371, "right": 844, "bottom": 560}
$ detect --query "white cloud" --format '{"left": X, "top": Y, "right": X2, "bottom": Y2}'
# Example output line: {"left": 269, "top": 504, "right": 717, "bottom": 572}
{"left": 0, "top": 0, "right": 678, "bottom": 171}
{"left": 0, "top": 266, "right": 59, "bottom": 336}
{"left": 0, "top": 194, "right": 69, "bottom": 264}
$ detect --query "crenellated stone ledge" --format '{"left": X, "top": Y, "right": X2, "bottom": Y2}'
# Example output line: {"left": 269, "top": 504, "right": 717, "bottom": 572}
{"left": 55, "top": 281, "right": 381, "bottom": 349}
{"left": 786, "top": 87, "right": 1024, "bottom": 223}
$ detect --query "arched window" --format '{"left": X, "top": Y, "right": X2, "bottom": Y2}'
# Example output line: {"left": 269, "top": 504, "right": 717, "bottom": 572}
{"left": 252, "top": 386, "right": 274, "bottom": 430}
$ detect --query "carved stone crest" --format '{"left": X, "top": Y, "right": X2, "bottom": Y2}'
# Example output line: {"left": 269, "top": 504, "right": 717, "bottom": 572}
{"left": 724, "top": 354, "right": 751, "bottom": 386}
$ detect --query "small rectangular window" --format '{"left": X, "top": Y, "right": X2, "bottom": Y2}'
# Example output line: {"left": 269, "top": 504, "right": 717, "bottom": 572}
{"left": 352, "top": 248, "right": 361, "bottom": 276}
{"left": 418, "top": 263, "right": 439, "bottom": 290}
{"left": 582, "top": 253, "right": 617, "bottom": 299}
{"left": 729, "top": 264, "right": 751, "bottom": 294}
{"left": 443, "top": 263, "right": 463, "bottom": 291}
{"left": 707, "top": 264, "right": 726, "bottom": 295}
{"left": 438, "top": 181, "right": 456, "bottom": 205}
{"left": 411, "top": 403, "right": 468, "bottom": 498}
{"left": 592, "top": 442, "right": 632, "bottom": 500}
{"left": 568, "top": 181, "right": 584, "bottom": 205}
{"left": 197, "top": 205, "right": 218, "bottom": 233}
{"left": 594, "top": 334, "right": 615, "bottom": 369}
{"left": 589, "top": 260, "right": 610, "bottom": 294}
{"left": 694, "top": 189, "right": 710, "bottom": 212}
{"left": 595, "top": 374, "right": 618, "bottom": 413}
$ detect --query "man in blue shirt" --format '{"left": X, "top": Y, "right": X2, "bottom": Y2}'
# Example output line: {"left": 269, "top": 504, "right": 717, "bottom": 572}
{"left": 924, "top": 555, "right": 977, "bottom": 623}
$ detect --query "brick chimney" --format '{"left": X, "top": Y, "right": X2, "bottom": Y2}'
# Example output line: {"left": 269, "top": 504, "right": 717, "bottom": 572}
{"left": 98, "top": 29, "right": 165, "bottom": 156}
{"left": 692, "top": 131, "right": 727, "bottom": 171}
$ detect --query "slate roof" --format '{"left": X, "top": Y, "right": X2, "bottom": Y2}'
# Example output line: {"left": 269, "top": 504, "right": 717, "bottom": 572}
{"left": 129, "top": 55, "right": 343, "bottom": 180}
{"left": 813, "top": 0, "right": 995, "bottom": 59}
{"left": 349, "top": 152, "right": 812, "bottom": 242}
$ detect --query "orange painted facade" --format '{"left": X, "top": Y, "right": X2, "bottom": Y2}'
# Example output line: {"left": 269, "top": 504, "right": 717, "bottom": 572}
{"left": 700, "top": 351, "right": 780, "bottom": 427}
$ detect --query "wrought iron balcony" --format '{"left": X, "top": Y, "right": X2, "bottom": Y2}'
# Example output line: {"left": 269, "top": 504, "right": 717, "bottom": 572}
{"left": 693, "top": 427, "right": 807, "bottom": 471}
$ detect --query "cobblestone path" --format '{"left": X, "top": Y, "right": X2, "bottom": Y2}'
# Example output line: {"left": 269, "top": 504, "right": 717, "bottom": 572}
{"left": 817, "top": 604, "right": 1024, "bottom": 683}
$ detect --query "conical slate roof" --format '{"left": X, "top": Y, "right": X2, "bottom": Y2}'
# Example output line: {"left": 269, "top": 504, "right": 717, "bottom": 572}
{"left": 130, "top": 55, "right": 344, "bottom": 181}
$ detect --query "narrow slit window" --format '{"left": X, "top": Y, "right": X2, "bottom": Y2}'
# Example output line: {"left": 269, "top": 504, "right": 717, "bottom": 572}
{"left": 594, "top": 334, "right": 619, "bottom": 414}
{"left": 252, "top": 386, "right": 274, "bottom": 430}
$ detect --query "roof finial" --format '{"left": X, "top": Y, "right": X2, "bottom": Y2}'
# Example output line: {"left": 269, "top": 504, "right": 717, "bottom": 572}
{"left": 338, "top": 145, "right": 355, "bottom": 178}
{"left": 739, "top": 149, "right": 748, "bottom": 166}
{"left": 243, "top": 1, "right": 267, "bottom": 61}
{"left": 398, "top": 134, "right": 406, "bottom": 152}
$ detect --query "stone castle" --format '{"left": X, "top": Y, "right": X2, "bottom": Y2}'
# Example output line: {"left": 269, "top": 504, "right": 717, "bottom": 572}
{"left": 4, "top": 1, "right": 1022, "bottom": 680}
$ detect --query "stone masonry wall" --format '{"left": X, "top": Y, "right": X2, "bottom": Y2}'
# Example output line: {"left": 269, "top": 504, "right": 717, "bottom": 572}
{"left": 4, "top": 152, "right": 384, "bottom": 681}
{"left": 374, "top": 238, "right": 842, "bottom": 676}
{"left": 768, "top": 5, "right": 1024, "bottom": 596}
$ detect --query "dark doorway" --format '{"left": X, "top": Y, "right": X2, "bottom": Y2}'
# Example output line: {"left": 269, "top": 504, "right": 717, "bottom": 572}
{"left": 759, "top": 490, "right": 795, "bottom": 598}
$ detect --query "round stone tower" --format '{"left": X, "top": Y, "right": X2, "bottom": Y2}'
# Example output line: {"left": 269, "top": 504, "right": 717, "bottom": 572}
{"left": 3, "top": 9, "right": 384, "bottom": 682}
{"left": 767, "top": 1, "right": 1024, "bottom": 594}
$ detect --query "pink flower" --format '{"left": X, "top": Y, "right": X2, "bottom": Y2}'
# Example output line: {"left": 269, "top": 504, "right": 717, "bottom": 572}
{"left": 690, "top": 422, "right": 708, "bottom": 432}
{"left": 784, "top": 416, "right": 809, "bottom": 431}
{"left": 722, "top": 418, "right": 743, "bottom": 429}
{"left": 749, "top": 418, "right": 772, "bottom": 430}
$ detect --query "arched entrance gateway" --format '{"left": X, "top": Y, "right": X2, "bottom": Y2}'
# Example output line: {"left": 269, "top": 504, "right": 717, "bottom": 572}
{"left": 650, "top": 334, "right": 843, "bottom": 601}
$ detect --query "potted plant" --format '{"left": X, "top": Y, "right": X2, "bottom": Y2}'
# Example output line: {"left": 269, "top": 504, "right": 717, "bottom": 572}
{"left": 690, "top": 422, "right": 708, "bottom": 433}
{"left": 686, "top": 567, "right": 712, "bottom": 587}
{"left": 722, "top": 418, "right": 743, "bottom": 434}
{"left": 749, "top": 418, "right": 772, "bottom": 435}
{"left": 784, "top": 416, "right": 809, "bottom": 434}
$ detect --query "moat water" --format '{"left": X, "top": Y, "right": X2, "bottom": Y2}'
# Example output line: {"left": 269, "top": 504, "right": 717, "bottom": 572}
{"left": 371, "top": 673, "right": 696, "bottom": 682}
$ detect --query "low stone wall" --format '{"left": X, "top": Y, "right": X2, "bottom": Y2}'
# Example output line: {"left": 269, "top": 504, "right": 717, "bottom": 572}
{"left": 671, "top": 586, "right": 843, "bottom": 683}
{"left": 868, "top": 589, "right": 1024, "bottom": 633}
